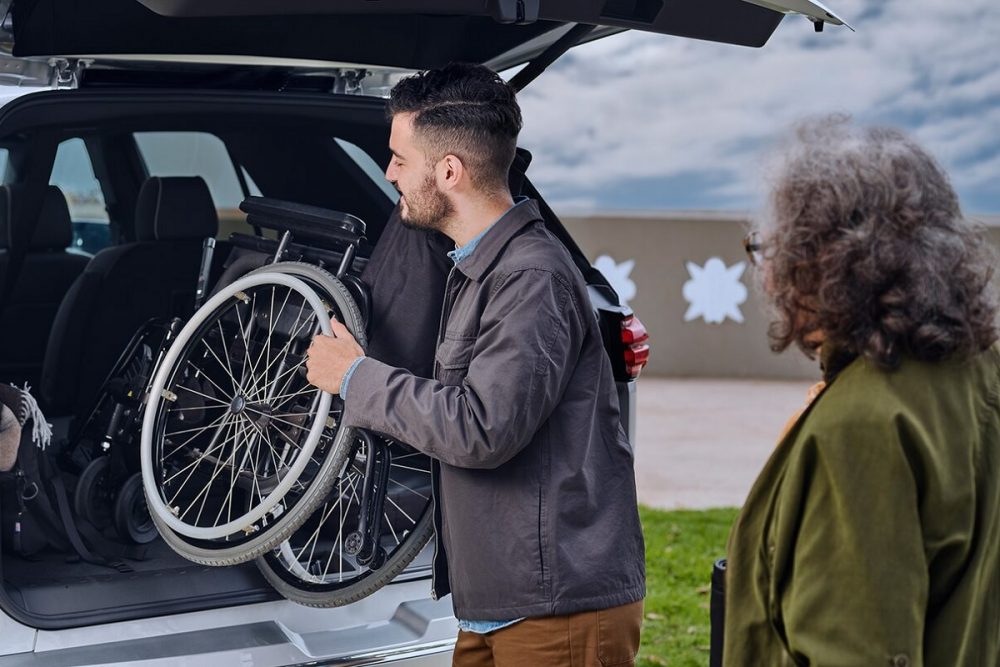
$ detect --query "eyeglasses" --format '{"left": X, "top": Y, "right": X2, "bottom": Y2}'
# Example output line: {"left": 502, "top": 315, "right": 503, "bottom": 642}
{"left": 742, "top": 231, "right": 764, "bottom": 266}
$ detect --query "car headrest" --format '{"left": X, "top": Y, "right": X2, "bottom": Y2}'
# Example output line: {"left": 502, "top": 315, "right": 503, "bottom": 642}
{"left": 32, "top": 186, "right": 74, "bottom": 250}
{"left": 0, "top": 185, "right": 73, "bottom": 251}
{"left": 135, "top": 176, "right": 219, "bottom": 242}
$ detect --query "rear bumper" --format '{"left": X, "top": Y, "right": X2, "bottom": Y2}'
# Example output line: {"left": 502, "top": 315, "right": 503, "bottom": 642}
{"left": 297, "top": 638, "right": 455, "bottom": 666}
{"left": 0, "top": 578, "right": 457, "bottom": 666}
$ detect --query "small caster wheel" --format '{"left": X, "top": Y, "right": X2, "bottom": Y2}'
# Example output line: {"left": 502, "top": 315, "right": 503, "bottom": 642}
{"left": 114, "top": 472, "right": 158, "bottom": 544}
{"left": 75, "top": 456, "right": 113, "bottom": 529}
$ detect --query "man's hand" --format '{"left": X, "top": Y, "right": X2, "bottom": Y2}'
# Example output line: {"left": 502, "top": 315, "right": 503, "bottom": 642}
{"left": 306, "top": 319, "right": 365, "bottom": 395}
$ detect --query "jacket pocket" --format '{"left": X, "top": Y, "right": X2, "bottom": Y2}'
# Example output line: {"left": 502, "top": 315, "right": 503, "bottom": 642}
{"left": 435, "top": 334, "right": 474, "bottom": 385}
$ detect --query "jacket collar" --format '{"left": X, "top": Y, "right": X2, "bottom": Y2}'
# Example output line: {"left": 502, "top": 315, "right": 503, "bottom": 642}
{"left": 819, "top": 343, "right": 859, "bottom": 383}
{"left": 453, "top": 198, "right": 543, "bottom": 282}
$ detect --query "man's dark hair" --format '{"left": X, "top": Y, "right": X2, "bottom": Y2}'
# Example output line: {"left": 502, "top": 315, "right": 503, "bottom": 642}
{"left": 387, "top": 62, "right": 522, "bottom": 193}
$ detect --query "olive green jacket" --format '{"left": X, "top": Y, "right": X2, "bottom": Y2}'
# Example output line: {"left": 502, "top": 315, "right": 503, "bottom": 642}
{"left": 725, "top": 345, "right": 1000, "bottom": 666}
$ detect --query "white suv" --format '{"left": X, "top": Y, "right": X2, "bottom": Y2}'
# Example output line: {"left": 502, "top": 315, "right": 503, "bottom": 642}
{"left": 0, "top": 1, "right": 846, "bottom": 665}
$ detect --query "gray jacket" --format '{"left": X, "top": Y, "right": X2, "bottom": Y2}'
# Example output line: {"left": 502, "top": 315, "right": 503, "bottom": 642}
{"left": 343, "top": 200, "right": 645, "bottom": 620}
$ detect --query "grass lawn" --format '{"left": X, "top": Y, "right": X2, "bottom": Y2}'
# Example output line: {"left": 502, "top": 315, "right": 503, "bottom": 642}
{"left": 637, "top": 506, "right": 739, "bottom": 667}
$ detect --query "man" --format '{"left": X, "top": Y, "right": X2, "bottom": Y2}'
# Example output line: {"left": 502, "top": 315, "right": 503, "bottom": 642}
{"left": 306, "top": 63, "right": 645, "bottom": 666}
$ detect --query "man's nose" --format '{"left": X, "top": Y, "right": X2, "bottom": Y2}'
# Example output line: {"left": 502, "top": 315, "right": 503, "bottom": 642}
{"left": 385, "top": 163, "right": 396, "bottom": 182}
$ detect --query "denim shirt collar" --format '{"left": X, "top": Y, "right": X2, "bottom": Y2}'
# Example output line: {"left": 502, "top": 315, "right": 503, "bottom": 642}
{"left": 450, "top": 198, "right": 544, "bottom": 283}
{"left": 447, "top": 196, "right": 530, "bottom": 267}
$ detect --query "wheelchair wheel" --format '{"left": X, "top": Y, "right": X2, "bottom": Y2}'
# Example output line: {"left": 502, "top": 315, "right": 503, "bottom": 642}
{"left": 114, "top": 472, "right": 158, "bottom": 544}
{"left": 256, "top": 433, "right": 434, "bottom": 607}
{"left": 141, "top": 264, "right": 366, "bottom": 565}
{"left": 75, "top": 456, "right": 113, "bottom": 529}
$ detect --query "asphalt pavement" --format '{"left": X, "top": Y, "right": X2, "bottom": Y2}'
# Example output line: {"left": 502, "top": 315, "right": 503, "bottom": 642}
{"left": 633, "top": 377, "right": 817, "bottom": 510}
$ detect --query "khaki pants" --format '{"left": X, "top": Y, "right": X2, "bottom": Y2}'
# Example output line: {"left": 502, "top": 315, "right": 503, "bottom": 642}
{"left": 452, "top": 600, "right": 644, "bottom": 667}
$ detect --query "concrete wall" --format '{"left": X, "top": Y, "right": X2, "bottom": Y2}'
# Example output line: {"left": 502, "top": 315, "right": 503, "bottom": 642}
{"left": 563, "top": 211, "right": 1000, "bottom": 380}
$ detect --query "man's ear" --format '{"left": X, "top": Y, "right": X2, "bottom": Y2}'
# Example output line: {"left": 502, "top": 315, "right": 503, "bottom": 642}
{"left": 437, "top": 154, "right": 465, "bottom": 192}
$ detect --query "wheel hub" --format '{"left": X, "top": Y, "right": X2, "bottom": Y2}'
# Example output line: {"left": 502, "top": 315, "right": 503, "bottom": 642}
{"left": 230, "top": 396, "right": 247, "bottom": 414}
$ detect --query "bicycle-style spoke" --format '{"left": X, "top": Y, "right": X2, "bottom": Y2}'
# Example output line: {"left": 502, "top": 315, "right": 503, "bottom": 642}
{"left": 167, "top": 415, "right": 239, "bottom": 507}
{"left": 260, "top": 284, "right": 293, "bottom": 402}
{"left": 233, "top": 295, "right": 258, "bottom": 399}
{"left": 294, "top": 470, "right": 362, "bottom": 572}
{"left": 174, "top": 382, "right": 232, "bottom": 407}
{"left": 242, "top": 410, "right": 298, "bottom": 476}
{"left": 164, "top": 416, "right": 233, "bottom": 439}
{"left": 184, "top": 358, "right": 235, "bottom": 404}
{"left": 166, "top": 403, "right": 229, "bottom": 414}
{"left": 389, "top": 462, "right": 432, "bottom": 475}
{"left": 192, "top": 417, "right": 247, "bottom": 527}
{"left": 252, "top": 311, "right": 315, "bottom": 404}
{"left": 384, "top": 509, "right": 401, "bottom": 546}
{"left": 295, "top": 498, "right": 340, "bottom": 566}
{"left": 388, "top": 477, "right": 429, "bottom": 500}
{"left": 240, "top": 291, "right": 274, "bottom": 402}
{"left": 177, "top": 422, "right": 244, "bottom": 521}
{"left": 384, "top": 493, "right": 416, "bottom": 525}
{"left": 264, "top": 385, "right": 316, "bottom": 406}
{"left": 162, "top": 410, "right": 232, "bottom": 460}
{"left": 200, "top": 334, "right": 242, "bottom": 396}
{"left": 212, "top": 418, "right": 255, "bottom": 529}
{"left": 244, "top": 407, "right": 313, "bottom": 434}
{"left": 246, "top": 296, "right": 310, "bottom": 404}
{"left": 244, "top": 412, "right": 284, "bottom": 483}
{"left": 257, "top": 356, "right": 309, "bottom": 408}
{"left": 216, "top": 318, "right": 241, "bottom": 393}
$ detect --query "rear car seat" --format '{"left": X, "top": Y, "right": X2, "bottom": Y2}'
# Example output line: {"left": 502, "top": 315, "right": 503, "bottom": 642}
{"left": 40, "top": 176, "right": 222, "bottom": 420}
{"left": 0, "top": 185, "right": 89, "bottom": 387}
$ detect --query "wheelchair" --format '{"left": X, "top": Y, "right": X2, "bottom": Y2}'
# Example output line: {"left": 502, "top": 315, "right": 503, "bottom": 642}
{"left": 77, "top": 197, "right": 433, "bottom": 606}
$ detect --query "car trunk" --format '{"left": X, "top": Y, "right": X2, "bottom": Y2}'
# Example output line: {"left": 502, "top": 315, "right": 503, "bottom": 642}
{"left": 0, "top": 87, "right": 436, "bottom": 629}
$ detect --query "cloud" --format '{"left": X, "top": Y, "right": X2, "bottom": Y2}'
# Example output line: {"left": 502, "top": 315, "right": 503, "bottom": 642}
{"left": 517, "top": 0, "right": 1000, "bottom": 214}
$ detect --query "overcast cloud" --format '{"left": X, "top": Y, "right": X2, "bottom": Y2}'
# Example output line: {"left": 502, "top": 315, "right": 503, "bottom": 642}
{"left": 517, "top": 0, "right": 1000, "bottom": 215}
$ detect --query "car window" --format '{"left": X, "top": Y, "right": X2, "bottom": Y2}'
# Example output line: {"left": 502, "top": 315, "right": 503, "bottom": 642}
{"left": 134, "top": 132, "right": 248, "bottom": 237}
{"left": 49, "top": 138, "right": 111, "bottom": 255}
{"left": 335, "top": 138, "right": 399, "bottom": 204}
{"left": 0, "top": 148, "right": 9, "bottom": 183}
{"left": 241, "top": 166, "right": 263, "bottom": 197}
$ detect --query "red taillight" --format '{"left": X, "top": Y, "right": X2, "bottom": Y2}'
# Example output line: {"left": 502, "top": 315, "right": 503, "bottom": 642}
{"left": 621, "top": 315, "right": 650, "bottom": 378}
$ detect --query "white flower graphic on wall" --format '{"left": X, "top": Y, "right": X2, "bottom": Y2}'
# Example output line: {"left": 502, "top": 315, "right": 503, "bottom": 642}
{"left": 682, "top": 258, "right": 748, "bottom": 324}
{"left": 593, "top": 255, "right": 637, "bottom": 307}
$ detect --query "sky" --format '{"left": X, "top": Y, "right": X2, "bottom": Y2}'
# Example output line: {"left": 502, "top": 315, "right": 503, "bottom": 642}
{"left": 516, "top": 0, "right": 1000, "bottom": 216}
{"left": 1, "top": 1, "right": 995, "bottom": 217}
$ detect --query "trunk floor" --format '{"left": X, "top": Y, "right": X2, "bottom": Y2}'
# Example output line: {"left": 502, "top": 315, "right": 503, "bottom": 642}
{"left": 2, "top": 537, "right": 279, "bottom": 626}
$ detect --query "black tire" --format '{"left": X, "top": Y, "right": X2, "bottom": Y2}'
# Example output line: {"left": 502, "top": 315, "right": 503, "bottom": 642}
{"left": 143, "top": 263, "right": 367, "bottom": 566}
{"left": 74, "top": 456, "right": 113, "bottom": 529}
{"left": 255, "top": 436, "right": 434, "bottom": 608}
{"left": 114, "top": 473, "right": 158, "bottom": 544}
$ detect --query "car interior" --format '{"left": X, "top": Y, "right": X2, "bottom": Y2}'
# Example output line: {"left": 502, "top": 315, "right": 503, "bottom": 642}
{"left": 0, "top": 90, "right": 417, "bottom": 629}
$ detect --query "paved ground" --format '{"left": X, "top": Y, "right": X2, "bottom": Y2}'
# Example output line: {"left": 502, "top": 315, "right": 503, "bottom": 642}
{"left": 633, "top": 377, "right": 816, "bottom": 510}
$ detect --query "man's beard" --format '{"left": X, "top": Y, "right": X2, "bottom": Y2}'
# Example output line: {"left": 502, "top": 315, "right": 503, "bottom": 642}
{"left": 398, "top": 173, "right": 454, "bottom": 232}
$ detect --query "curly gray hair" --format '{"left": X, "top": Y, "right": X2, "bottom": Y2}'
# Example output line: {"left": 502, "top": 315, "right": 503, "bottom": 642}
{"left": 760, "top": 114, "right": 998, "bottom": 369}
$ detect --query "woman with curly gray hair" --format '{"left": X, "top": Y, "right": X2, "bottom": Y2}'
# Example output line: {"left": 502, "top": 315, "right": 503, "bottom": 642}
{"left": 723, "top": 115, "right": 1000, "bottom": 666}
